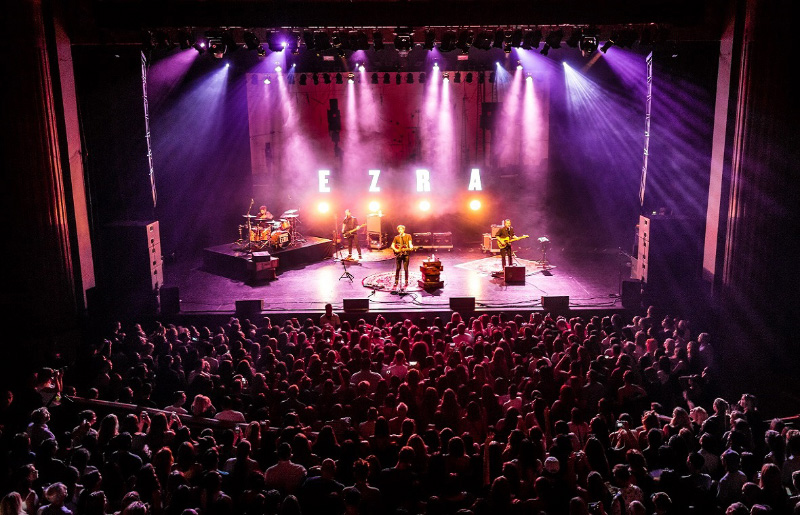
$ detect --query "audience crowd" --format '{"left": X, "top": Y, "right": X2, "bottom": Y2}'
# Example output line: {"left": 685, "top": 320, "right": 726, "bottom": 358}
{"left": 1, "top": 307, "right": 796, "bottom": 515}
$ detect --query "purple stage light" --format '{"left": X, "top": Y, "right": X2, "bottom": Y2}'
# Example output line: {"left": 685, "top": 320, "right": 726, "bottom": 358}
{"left": 275, "top": 65, "right": 282, "bottom": 73}
{"left": 359, "top": 65, "right": 365, "bottom": 72}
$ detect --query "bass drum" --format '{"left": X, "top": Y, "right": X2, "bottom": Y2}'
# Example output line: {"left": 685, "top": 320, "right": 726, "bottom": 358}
{"left": 270, "top": 230, "right": 290, "bottom": 248}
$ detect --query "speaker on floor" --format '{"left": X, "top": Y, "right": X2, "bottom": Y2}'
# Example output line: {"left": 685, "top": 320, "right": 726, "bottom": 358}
{"left": 449, "top": 297, "right": 475, "bottom": 312}
{"left": 343, "top": 298, "right": 369, "bottom": 313}
{"left": 621, "top": 279, "right": 643, "bottom": 310}
{"left": 235, "top": 300, "right": 264, "bottom": 318}
{"left": 504, "top": 266, "right": 526, "bottom": 284}
{"left": 160, "top": 286, "right": 180, "bottom": 315}
{"left": 541, "top": 295, "right": 570, "bottom": 313}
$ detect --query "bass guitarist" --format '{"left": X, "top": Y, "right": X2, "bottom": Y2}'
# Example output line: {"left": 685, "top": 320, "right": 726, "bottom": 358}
{"left": 495, "top": 219, "right": 529, "bottom": 269}
{"left": 391, "top": 225, "right": 414, "bottom": 289}
{"left": 341, "top": 209, "right": 364, "bottom": 259}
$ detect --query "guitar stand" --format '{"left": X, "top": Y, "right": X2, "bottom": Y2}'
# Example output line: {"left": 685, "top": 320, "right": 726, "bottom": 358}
{"left": 339, "top": 258, "right": 354, "bottom": 282}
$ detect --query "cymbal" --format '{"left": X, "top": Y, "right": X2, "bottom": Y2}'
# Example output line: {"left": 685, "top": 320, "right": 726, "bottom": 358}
{"left": 283, "top": 209, "right": 299, "bottom": 214}
{"left": 243, "top": 214, "right": 258, "bottom": 218}
{"left": 283, "top": 214, "right": 299, "bottom": 218}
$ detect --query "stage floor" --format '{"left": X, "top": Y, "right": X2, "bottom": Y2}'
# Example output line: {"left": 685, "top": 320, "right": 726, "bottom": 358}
{"left": 164, "top": 241, "right": 629, "bottom": 315}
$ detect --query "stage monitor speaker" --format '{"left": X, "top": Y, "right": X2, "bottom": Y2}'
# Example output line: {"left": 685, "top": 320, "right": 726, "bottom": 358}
{"left": 343, "top": 298, "right": 369, "bottom": 313}
{"left": 252, "top": 251, "right": 271, "bottom": 262}
{"left": 449, "top": 297, "right": 475, "bottom": 312}
{"left": 504, "top": 266, "right": 526, "bottom": 284}
{"left": 235, "top": 300, "right": 263, "bottom": 318}
{"left": 160, "top": 286, "right": 180, "bottom": 315}
{"left": 541, "top": 295, "right": 570, "bottom": 313}
{"left": 621, "top": 279, "right": 643, "bottom": 310}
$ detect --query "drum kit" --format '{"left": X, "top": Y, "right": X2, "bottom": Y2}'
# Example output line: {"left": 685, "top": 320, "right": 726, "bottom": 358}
{"left": 236, "top": 209, "right": 303, "bottom": 252}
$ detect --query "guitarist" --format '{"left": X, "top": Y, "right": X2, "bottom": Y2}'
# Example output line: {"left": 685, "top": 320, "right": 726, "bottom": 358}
{"left": 495, "top": 218, "right": 518, "bottom": 269}
{"left": 341, "top": 209, "right": 362, "bottom": 259}
{"left": 391, "top": 225, "right": 414, "bottom": 289}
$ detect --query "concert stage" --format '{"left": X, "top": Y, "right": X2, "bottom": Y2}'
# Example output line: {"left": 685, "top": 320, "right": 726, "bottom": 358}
{"left": 202, "top": 237, "right": 334, "bottom": 282}
{"left": 166, "top": 242, "right": 631, "bottom": 321}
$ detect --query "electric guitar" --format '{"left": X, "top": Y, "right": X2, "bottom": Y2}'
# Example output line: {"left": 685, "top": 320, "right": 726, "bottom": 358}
{"left": 342, "top": 223, "right": 366, "bottom": 237}
{"left": 392, "top": 244, "right": 417, "bottom": 257}
{"left": 496, "top": 234, "right": 530, "bottom": 249}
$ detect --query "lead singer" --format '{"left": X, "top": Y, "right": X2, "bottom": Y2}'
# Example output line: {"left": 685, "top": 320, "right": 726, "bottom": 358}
{"left": 391, "top": 225, "right": 413, "bottom": 289}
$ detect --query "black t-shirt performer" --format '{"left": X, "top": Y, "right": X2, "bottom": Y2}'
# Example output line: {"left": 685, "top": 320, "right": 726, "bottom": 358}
{"left": 391, "top": 225, "right": 414, "bottom": 289}
{"left": 495, "top": 218, "right": 517, "bottom": 269}
{"left": 341, "top": 209, "right": 362, "bottom": 259}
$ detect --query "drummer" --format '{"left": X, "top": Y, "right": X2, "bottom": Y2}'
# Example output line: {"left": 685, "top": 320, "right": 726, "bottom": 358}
{"left": 256, "top": 205, "right": 274, "bottom": 226}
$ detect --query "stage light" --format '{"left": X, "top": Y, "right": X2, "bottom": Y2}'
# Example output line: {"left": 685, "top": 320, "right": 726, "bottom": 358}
{"left": 323, "top": 73, "right": 331, "bottom": 84}
{"left": 244, "top": 31, "right": 261, "bottom": 51}
{"left": 545, "top": 28, "right": 564, "bottom": 49}
{"left": 318, "top": 202, "right": 330, "bottom": 214}
{"left": 526, "top": 73, "right": 533, "bottom": 82}
{"left": 423, "top": 30, "right": 436, "bottom": 51}
{"left": 193, "top": 38, "right": 206, "bottom": 54}
{"left": 478, "top": 71, "right": 484, "bottom": 84}
{"left": 540, "top": 43, "right": 550, "bottom": 56}
{"left": 522, "top": 29, "right": 542, "bottom": 49}
{"left": 516, "top": 62, "right": 523, "bottom": 70}
{"left": 383, "top": 72, "right": 390, "bottom": 84}
{"left": 371, "top": 73, "right": 379, "bottom": 84}
{"left": 579, "top": 36, "right": 598, "bottom": 56}
{"left": 274, "top": 65, "right": 282, "bottom": 73}
{"left": 466, "top": 72, "right": 473, "bottom": 83}
{"left": 511, "top": 29, "right": 523, "bottom": 48}
{"left": 600, "top": 39, "right": 614, "bottom": 53}
{"left": 152, "top": 30, "right": 174, "bottom": 51}
{"left": 299, "top": 74, "right": 307, "bottom": 85}
{"left": 206, "top": 32, "right": 226, "bottom": 58}
{"left": 369, "top": 201, "right": 380, "bottom": 212}
{"left": 358, "top": 64, "right": 366, "bottom": 72}
{"left": 313, "top": 73, "right": 319, "bottom": 85}
{"left": 347, "top": 73, "right": 354, "bottom": 84}
{"left": 493, "top": 29, "right": 506, "bottom": 49}
{"left": 314, "top": 32, "right": 331, "bottom": 51}
{"left": 454, "top": 72, "right": 461, "bottom": 83}
{"left": 287, "top": 32, "right": 300, "bottom": 54}
{"left": 433, "top": 62, "right": 439, "bottom": 70}
{"left": 336, "top": 73, "right": 343, "bottom": 84}
{"left": 439, "top": 31, "right": 456, "bottom": 52}
{"left": 266, "top": 31, "right": 284, "bottom": 52}
{"left": 372, "top": 31, "right": 384, "bottom": 50}
{"left": 566, "top": 28, "right": 582, "bottom": 48}
{"left": 419, "top": 72, "right": 426, "bottom": 83}
{"left": 456, "top": 30, "right": 473, "bottom": 53}
{"left": 442, "top": 72, "right": 449, "bottom": 81}
{"left": 406, "top": 73, "right": 414, "bottom": 84}
{"left": 303, "top": 31, "right": 315, "bottom": 50}
{"left": 419, "top": 200, "right": 431, "bottom": 212}
{"left": 473, "top": 31, "right": 492, "bottom": 50}
{"left": 394, "top": 34, "right": 413, "bottom": 55}
{"left": 352, "top": 31, "right": 369, "bottom": 51}
{"left": 469, "top": 199, "right": 481, "bottom": 211}
{"left": 176, "top": 29, "right": 194, "bottom": 50}
{"left": 396, "top": 73, "right": 402, "bottom": 84}
{"left": 263, "top": 77, "right": 271, "bottom": 85}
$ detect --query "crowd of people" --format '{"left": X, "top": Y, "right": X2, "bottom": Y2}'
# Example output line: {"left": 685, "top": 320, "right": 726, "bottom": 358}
{"left": 0, "top": 306, "right": 796, "bottom": 515}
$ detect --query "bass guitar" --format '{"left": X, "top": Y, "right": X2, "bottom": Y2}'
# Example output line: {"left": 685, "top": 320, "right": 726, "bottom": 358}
{"left": 342, "top": 223, "right": 366, "bottom": 237}
{"left": 496, "top": 234, "right": 530, "bottom": 249}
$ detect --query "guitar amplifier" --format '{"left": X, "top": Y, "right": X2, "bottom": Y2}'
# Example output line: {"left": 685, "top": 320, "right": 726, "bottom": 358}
{"left": 490, "top": 224, "right": 502, "bottom": 237}
{"left": 482, "top": 233, "right": 500, "bottom": 253}
{"left": 413, "top": 232, "right": 432, "bottom": 246}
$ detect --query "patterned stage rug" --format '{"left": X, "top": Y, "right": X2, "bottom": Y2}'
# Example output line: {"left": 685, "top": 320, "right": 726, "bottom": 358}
{"left": 453, "top": 256, "right": 548, "bottom": 276}
{"left": 335, "top": 247, "right": 395, "bottom": 262}
{"left": 362, "top": 271, "right": 434, "bottom": 292}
